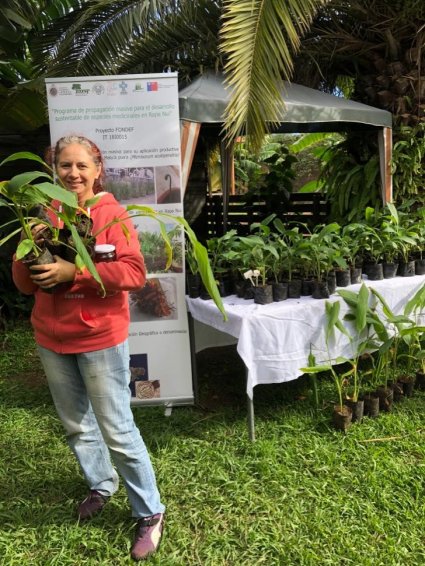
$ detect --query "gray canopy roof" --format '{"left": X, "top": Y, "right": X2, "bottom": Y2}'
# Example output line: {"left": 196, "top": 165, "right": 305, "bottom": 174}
{"left": 179, "top": 72, "right": 392, "bottom": 131}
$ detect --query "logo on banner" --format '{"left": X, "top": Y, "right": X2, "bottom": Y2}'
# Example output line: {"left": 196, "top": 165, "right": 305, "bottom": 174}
{"left": 119, "top": 81, "right": 128, "bottom": 94}
{"left": 72, "top": 83, "right": 90, "bottom": 95}
{"left": 92, "top": 83, "right": 105, "bottom": 95}
{"left": 133, "top": 82, "right": 144, "bottom": 92}
{"left": 147, "top": 81, "right": 158, "bottom": 92}
{"left": 48, "top": 85, "right": 58, "bottom": 97}
{"left": 107, "top": 83, "right": 119, "bottom": 95}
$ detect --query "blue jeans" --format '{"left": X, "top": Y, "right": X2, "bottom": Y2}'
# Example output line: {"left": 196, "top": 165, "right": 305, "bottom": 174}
{"left": 37, "top": 340, "right": 165, "bottom": 518}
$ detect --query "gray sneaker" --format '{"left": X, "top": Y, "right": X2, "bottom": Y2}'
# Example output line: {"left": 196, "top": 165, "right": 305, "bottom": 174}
{"left": 130, "top": 513, "right": 164, "bottom": 561}
{"left": 77, "top": 490, "right": 109, "bottom": 520}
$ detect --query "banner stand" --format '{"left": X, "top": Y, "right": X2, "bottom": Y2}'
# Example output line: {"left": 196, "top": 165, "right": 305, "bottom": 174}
{"left": 46, "top": 73, "right": 194, "bottom": 410}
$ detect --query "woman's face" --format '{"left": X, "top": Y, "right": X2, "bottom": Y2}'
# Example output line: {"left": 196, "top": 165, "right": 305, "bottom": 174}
{"left": 56, "top": 143, "right": 101, "bottom": 205}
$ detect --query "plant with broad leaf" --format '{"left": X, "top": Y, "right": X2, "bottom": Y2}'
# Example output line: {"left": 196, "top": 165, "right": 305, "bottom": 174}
{"left": 340, "top": 223, "right": 365, "bottom": 269}
{"left": 270, "top": 218, "right": 304, "bottom": 282}
{"left": 367, "top": 286, "right": 416, "bottom": 380}
{"left": 399, "top": 283, "right": 425, "bottom": 374}
{"left": 206, "top": 229, "right": 238, "bottom": 277}
{"left": 380, "top": 203, "right": 418, "bottom": 264}
{"left": 0, "top": 151, "right": 103, "bottom": 289}
{"left": 305, "top": 222, "right": 344, "bottom": 282}
{"left": 300, "top": 300, "right": 352, "bottom": 410}
{"left": 336, "top": 283, "right": 393, "bottom": 394}
{"left": 357, "top": 207, "right": 385, "bottom": 265}
{"left": 0, "top": 151, "right": 226, "bottom": 319}
{"left": 235, "top": 222, "right": 279, "bottom": 286}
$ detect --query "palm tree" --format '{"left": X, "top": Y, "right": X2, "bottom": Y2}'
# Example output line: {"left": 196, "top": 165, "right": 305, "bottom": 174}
{"left": 290, "top": 0, "right": 425, "bottom": 208}
{"left": 26, "top": 0, "right": 326, "bottom": 151}
{"left": 293, "top": 0, "right": 425, "bottom": 127}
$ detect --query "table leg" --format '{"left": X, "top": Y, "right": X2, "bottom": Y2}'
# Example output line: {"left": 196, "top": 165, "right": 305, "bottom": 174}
{"left": 246, "top": 367, "right": 255, "bottom": 441}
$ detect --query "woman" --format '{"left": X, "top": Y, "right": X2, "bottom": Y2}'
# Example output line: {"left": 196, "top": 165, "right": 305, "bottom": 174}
{"left": 12, "top": 135, "right": 165, "bottom": 561}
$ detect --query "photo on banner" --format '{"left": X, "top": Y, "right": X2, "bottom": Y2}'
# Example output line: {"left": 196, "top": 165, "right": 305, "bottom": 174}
{"left": 45, "top": 73, "right": 194, "bottom": 406}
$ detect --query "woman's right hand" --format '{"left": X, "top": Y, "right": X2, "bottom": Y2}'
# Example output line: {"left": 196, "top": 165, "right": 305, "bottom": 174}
{"left": 29, "top": 256, "right": 76, "bottom": 288}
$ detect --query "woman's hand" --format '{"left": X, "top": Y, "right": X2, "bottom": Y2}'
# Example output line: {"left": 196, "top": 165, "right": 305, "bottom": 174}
{"left": 18, "top": 222, "right": 49, "bottom": 246}
{"left": 29, "top": 256, "right": 76, "bottom": 288}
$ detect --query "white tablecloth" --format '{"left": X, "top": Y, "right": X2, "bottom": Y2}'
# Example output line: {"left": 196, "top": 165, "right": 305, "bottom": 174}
{"left": 187, "top": 275, "right": 425, "bottom": 399}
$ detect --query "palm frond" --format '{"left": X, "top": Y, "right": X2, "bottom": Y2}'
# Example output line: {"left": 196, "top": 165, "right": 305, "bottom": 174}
{"left": 31, "top": 0, "right": 180, "bottom": 77}
{"left": 32, "top": 0, "right": 222, "bottom": 79}
{"left": 220, "top": 0, "right": 328, "bottom": 153}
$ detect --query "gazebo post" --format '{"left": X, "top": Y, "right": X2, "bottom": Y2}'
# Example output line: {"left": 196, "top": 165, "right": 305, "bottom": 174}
{"left": 220, "top": 138, "right": 234, "bottom": 235}
{"left": 378, "top": 127, "right": 393, "bottom": 204}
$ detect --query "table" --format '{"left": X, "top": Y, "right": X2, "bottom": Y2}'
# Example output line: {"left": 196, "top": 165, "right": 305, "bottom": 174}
{"left": 187, "top": 275, "right": 425, "bottom": 440}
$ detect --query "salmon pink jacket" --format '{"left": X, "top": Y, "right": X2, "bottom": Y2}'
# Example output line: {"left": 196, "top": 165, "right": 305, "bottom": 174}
{"left": 12, "top": 193, "right": 146, "bottom": 354}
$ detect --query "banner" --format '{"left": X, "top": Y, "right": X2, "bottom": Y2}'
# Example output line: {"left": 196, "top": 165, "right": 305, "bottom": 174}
{"left": 45, "top": 73, "right": 194, "bottom": 406}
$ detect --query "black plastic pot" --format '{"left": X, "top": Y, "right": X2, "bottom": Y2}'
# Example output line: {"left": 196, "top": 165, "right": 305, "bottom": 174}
{"left": 22, "top": 247, "right": 57, "bottom": 294}
{"left": 244, "top": 285, "right": 255, "bottom": 300}
{"left": 363, "top": 393, "right": 380, "bottom": 418}
{"left": 332, "top": 405, "right": 352, "bottom": 431}
{"left": 375, "top": 386, "right": 393, "bottom": 412}
{"left": 312, "top": 280, "right": 330, "bottom": 299}
{"left": 391, "top": 380, "right": 404, "bottom": 402}
{"left": 272, "top": 281, "right": 288, "bottom": 302}
{"left": 186, "top": 273, "right": 201, "bottom": 298}
{"left": 415, "top": 371, "right": 425, "bottom": 391}
{"left": 286, "top": 279, "right": 302, "bottom": 299}
{"left": 301, "top": 278, "right": 314, "bottom": 296}
{"left": 345, "top": 398, "right": 364, "bottom": 423}
{"left": 326, "top": 271, "right": 337, "bottom": 294}
{"left": 199, "top": 287, "right": 211, "bottom": 300}
{"left": 398, "top": 260, "right": 415, "bottom": 277}
{"left": 350, "top": 267, "right": 363, "bottom": 284}
{"left": 253, "top": 284, "right": 273, "bottom": 305}
{"left": 363, "top": 262, "right": 383, "bottom": 281}
{"left": 234, "top": 279, "right": 246, "bottom": 298}
{"left": 217, "top": 274, "right": 233, "bottom": 297}
{"left": 335, "top": 269, "right": 351, "bottom": 287}
{"left": 415, "top": 258, "right": 425, "bottom": 275}
{"left": 398, "top": 375, "right": 416, "bottom": 397}
{"left": 383, "top": 262, "right": 398, "bottom": 279}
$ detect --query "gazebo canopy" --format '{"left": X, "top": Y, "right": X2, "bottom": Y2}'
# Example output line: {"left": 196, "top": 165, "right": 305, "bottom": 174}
{"left": 179, "top": 72, "right": 393, "bottom": 208}
{"left": 179, "top": 72, "right": 392, "bottom": 131}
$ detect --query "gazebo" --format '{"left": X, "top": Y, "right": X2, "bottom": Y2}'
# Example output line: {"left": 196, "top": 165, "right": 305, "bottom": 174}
{"left": 179, "top": 72, "right": 393, "bottom": 227}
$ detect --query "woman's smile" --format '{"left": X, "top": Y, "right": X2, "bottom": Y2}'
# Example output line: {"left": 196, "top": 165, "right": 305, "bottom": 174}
{"left": 56, "top": 144, "right": 101, "bottom": 205}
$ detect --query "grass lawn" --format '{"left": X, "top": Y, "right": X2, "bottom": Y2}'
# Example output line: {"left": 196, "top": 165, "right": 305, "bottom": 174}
{"left": 1, "top": 321, "right": 424, "bottom": 565}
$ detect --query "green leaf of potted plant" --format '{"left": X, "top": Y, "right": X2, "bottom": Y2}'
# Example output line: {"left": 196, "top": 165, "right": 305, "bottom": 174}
{"left": 300, "top": 300, "right": 353, "bottom": 431}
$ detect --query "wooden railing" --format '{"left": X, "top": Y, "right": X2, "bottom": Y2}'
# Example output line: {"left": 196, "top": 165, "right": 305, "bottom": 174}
{"left": 189, "top": 193, "right": 329, "bottom": 241}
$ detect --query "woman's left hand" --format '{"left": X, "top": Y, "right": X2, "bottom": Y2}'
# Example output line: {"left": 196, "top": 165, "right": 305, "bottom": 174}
{"left": 30, "top": 256, "right": 76, "bottom": 288}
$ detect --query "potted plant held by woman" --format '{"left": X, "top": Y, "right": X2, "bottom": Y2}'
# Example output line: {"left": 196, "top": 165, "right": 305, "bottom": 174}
{"left": 0, "top": 152, "right": 102, "bottom": 291}
{"left": 1, "top": 151, "right": 227, "bottom": 319}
